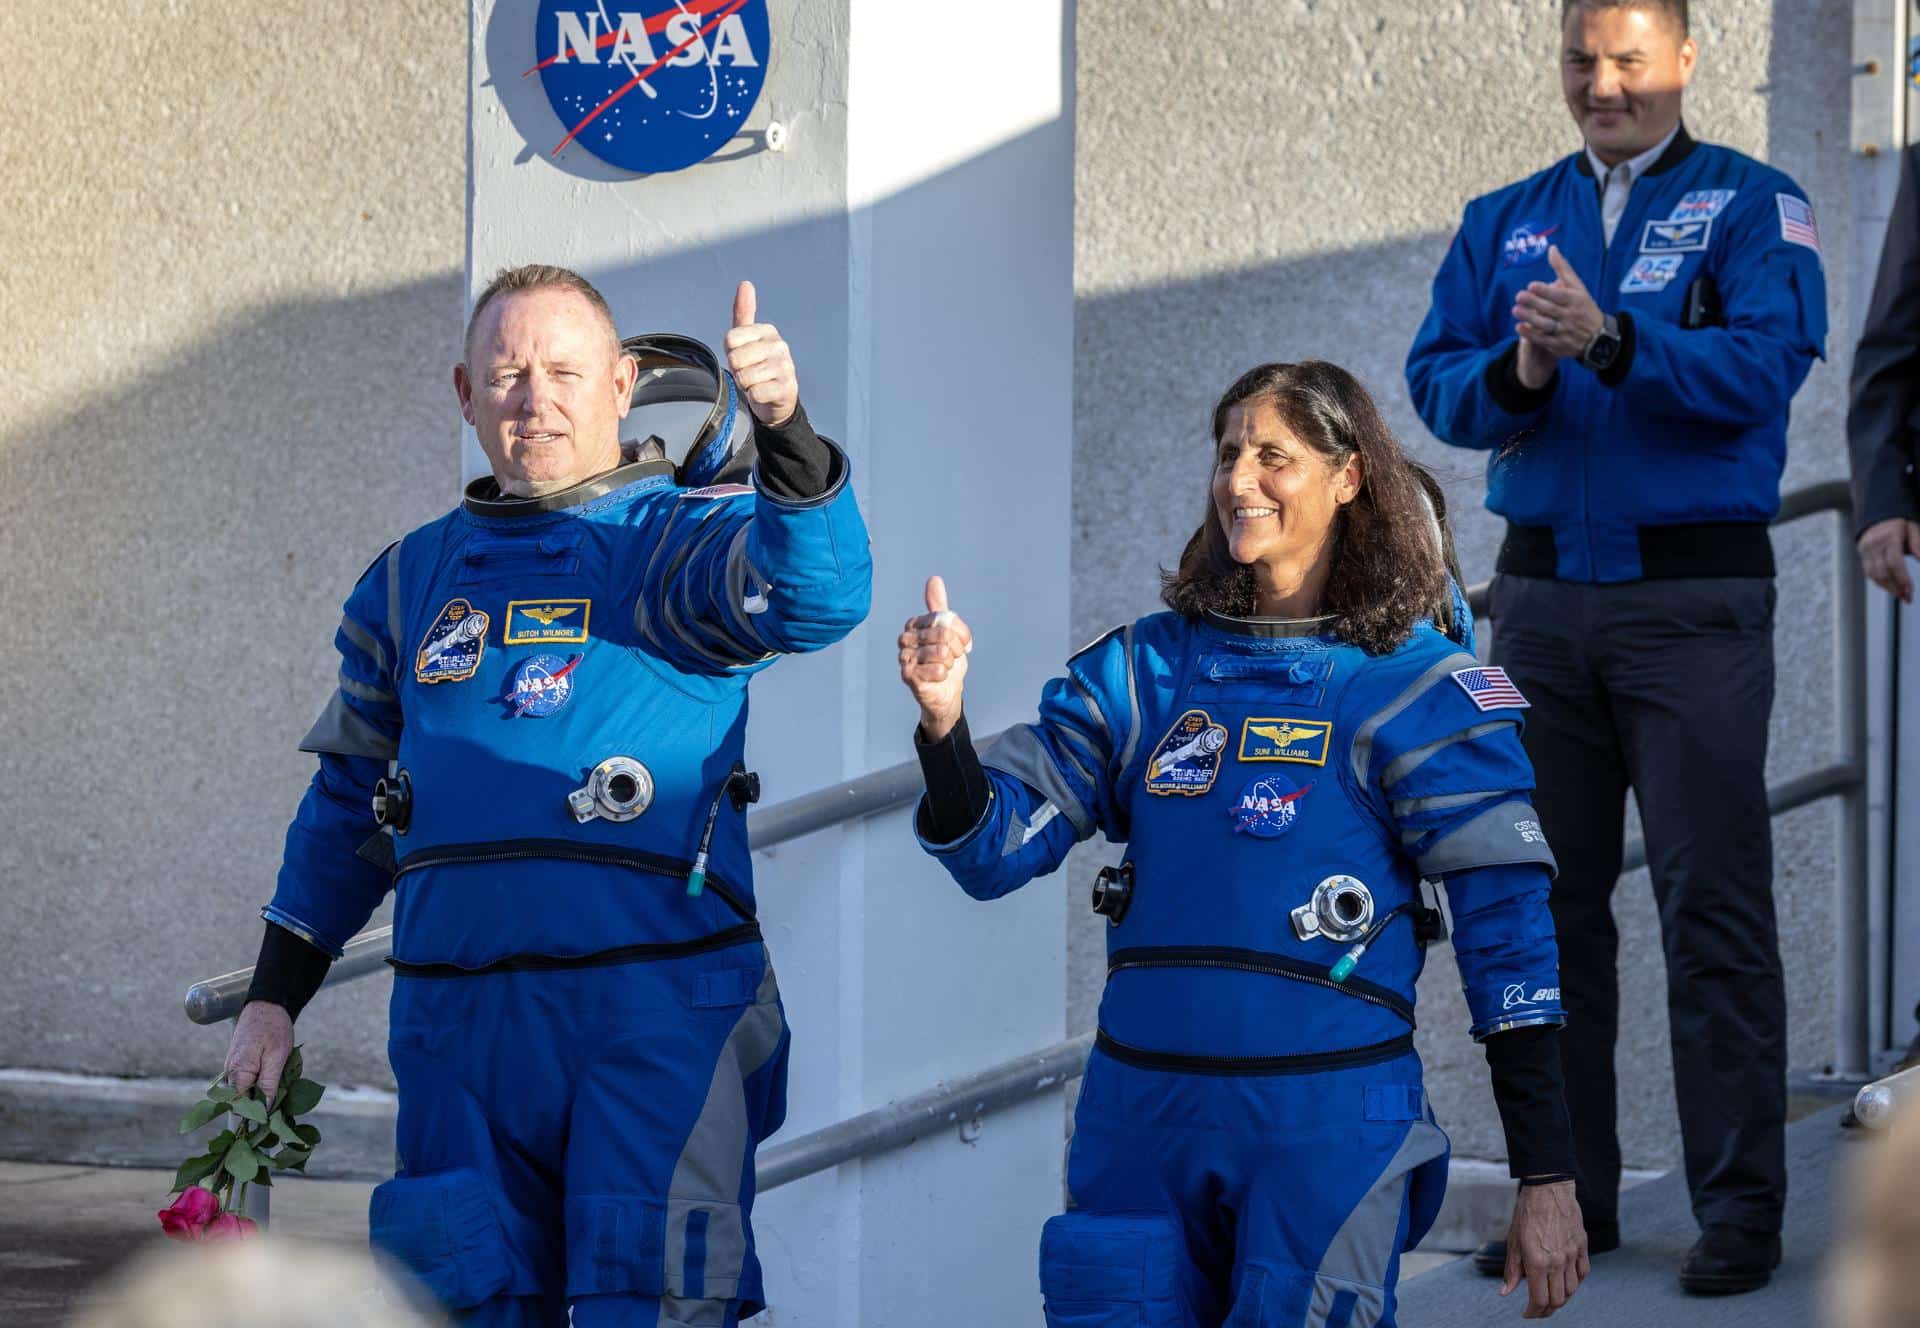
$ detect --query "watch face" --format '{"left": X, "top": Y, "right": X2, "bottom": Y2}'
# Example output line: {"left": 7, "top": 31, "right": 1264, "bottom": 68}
{"left": 1585, "top": 332, "right": 1621, "bottom": 370}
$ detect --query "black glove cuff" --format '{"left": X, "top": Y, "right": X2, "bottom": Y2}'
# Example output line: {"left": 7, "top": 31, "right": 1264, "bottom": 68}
{"left": 1484, "top": 1023, "right": 1578, "bottom": 1179}
{"left": 244, "top": 922, "right": 333, "bottom": 1022}
{"left": 752, "top": 402, "right": 836, "bottom": 500}
{"left": 913, "top": 712, "right": 991, "bottom": 845}
{"left": 1486, "top": 343, "right": 1557, "bottom": 414}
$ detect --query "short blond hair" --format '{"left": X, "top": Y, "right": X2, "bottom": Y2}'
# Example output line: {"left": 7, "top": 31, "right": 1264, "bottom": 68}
{"left": 464, "top": 263, "right": 620, "bottom": 361}
{"left": 1829, "top": 1097, "right": 1920, "bottom": 1328}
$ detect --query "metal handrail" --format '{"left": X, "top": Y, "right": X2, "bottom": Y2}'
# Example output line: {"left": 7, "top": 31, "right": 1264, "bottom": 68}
{"left": 185, "top": 479, "right": 1872, "bottom": 1179}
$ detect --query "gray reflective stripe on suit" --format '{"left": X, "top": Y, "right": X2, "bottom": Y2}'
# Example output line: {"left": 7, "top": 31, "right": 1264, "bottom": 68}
{"left": 663, "top": 956, "right": 784, "bottom": 1301}
{"left": 1308, "top": 1118, "right": 1449, "bottom": 1327}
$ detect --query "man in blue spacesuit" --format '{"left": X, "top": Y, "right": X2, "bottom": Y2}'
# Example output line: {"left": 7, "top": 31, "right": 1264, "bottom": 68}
{"left": 221, "top": 266, "right": 872, "bottom": 1326}
{"left": 900, "top": 361, "right": 1586, "bottom": 1324}
{"left": 1405, "top": 0, "right": 1826, "bottom": 1295}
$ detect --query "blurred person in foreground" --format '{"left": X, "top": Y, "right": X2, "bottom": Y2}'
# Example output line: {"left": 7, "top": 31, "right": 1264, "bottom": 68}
{"left": 69, "top": 1237, "right": 446, "bottom": 1328}
{"left": 218, "top": 268, "right": 872, "bottom": 1325}
{"left": 1829, "top": 1098, "right": 1920, "bottom": 1328}
{"left": 902, "top": 361, "right": 1585, "bottom": 1323}
{"left": 1407, "top": 0, "right": 1827, "bottom": 1295}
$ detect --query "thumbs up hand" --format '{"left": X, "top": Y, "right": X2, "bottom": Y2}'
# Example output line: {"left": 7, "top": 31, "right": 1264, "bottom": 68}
{"left": 1512, "top": 244, "right": 1604, "bottom": 382}
{"left": 724, "top": 280, "right": 800, "bottom": 428}
{"left": 899, "top": 575, "right": 973, "bottom": 741}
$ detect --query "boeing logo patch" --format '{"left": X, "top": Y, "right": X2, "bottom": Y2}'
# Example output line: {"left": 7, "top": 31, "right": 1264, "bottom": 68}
{"left": 1639, "top": 218, "right": 1712, "bottom": 254}
{"left": 1503, "top": 983, "right": 1561, "bottom": 1010}
{"left": 1144, "top": 709, "right": 1228, "bottom": 796}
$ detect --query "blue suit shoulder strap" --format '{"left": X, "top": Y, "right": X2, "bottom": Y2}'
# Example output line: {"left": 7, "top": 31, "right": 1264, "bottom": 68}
{"left": 1342, "top": 629, "right": 1496, "bottom": 791}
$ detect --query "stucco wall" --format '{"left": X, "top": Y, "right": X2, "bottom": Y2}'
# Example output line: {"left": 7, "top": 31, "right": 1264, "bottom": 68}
{"left": 0, "top": 1, "right": 465, "bottom": 1090}
{"left": 1068, "top": 0, "right": 1857, "bottom": 1170}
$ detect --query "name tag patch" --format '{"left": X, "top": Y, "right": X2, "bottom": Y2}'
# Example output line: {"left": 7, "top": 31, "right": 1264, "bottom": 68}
{"left": 415, "top": 598, "right": 489, "bottom": 684}
{"left": 1639, "top": 217, "right": 1712, "bottom": 254}
{"left": 1238, "top": 717, "right": 1333, "bottom": 766}
{"left": 1620, "top": 255, "right": 1684, "bottom": 293}
{"left": 505, "top": 598, "right": 591, "bottom": 645}
{"left": 1144, "top": 708, "right": 1228, "bottom": 796}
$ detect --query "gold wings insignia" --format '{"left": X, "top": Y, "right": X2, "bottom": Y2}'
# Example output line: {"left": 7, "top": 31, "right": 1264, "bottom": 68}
{"left": 1251, "top": 723, "right": 1312, "bottom": 746}
{"left": 523, "top": 605, "right": 579, "bottom": 626}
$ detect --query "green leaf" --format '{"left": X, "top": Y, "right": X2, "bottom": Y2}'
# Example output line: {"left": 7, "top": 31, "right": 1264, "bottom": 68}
{"left": 293, "top": 1123, "right": 321, "bottom": 1147}
{"left": 251, "top": 1168, "right": 272, "bottom": 1189}
{"left": 179, "top": 1099, "right": 228, "bottom": 1134}
{"left": 269, "top": 1145, "right": 309, "bottom": 1170}
{"left": 207, "top": 1084, "right": 237, "bottom": 1104}
{"left": 170, "top": 1153, "right": 221, "bottom": 1194}
{"left": 229, "top": 1097, "right": 268, "bottom": 1125}
{"left": 206, "top": 1128, "right": 235, "bottom": 1152}
{"left": 269, "top": 1110, "right": 298, "bottom": 1142}
{"left": 221, "top": 1137, "right": 261, "bottom": 1184}
{"left": 282, "top": 1079, "right": 325, "bottom": 1116}
{"left": 282, "top": 1047, "right": 304, "bottom": 1091}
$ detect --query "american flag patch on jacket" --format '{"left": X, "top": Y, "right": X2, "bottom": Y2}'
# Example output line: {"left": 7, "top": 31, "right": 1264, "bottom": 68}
{"left": 1451, "top": 666, "right": 1530, "bottom": 711}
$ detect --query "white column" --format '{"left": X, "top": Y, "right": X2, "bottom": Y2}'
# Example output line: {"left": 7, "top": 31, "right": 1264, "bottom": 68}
{"left": 469, "top": 4, "right": 1075, "bottom": 1322}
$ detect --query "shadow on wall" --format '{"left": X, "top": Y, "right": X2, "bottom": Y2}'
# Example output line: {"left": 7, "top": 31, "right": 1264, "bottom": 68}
{"left": 0, "top": 274, "right": 464, "bottom": 1084}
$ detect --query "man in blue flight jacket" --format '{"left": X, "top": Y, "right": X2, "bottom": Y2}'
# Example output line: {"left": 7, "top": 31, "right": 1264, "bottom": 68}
{"left": 1406, "top": 0, "right": 1826, "bottom": 1297}
{"left": 220, "top": 266, "right": 872, "bottom": 1326}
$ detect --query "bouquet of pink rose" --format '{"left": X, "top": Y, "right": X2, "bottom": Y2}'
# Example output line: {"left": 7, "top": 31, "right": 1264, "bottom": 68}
{"left": 156, "top": 1045, "right": 326, "bottom": 1241}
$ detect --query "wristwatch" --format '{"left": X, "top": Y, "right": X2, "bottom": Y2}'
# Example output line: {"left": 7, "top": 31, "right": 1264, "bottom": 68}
{"left": 1579, "top": 314, "right": 1623, "bottom": 373}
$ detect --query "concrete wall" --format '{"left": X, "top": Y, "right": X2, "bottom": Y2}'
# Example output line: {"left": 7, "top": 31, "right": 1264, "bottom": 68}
{"left": 1068, "top": 0, "right": 1858, "bottom": 1171}
{"left": 0, "top": 1, "right": 465, "bottom": 1089}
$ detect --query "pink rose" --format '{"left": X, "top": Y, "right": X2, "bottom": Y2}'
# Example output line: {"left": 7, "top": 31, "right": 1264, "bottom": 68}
{"left": 202, "top": 1212, "right": 258, "bottom": 1240}
{"left": 157, "top": 1186, "right": 220, "bottom": 1241}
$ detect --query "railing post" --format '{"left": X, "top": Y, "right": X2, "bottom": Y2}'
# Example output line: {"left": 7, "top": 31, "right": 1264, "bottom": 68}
{"left": 1836, "top": 509, "right": 1872, "bottom": 1077}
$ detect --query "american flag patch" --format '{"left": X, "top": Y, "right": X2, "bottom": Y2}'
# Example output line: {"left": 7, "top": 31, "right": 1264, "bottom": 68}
{"left": 1451, "top": 666, "right": 1530, "bottom": 711}
{"left": 1776, "top": 193, "right": 1820, "bottom": 254}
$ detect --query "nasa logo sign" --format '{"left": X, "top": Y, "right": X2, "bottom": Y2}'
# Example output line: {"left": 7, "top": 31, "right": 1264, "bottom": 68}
{"left": 532, "top": 1, "right": 771, "bottom": 173}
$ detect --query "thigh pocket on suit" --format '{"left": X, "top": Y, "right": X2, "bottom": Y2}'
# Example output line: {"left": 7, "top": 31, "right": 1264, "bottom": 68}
{"left": 1229, "top": 1261, "right": 1386, "bottom": 1328}
{"left": 567, "top": 1196, "right": 752, "bottom": 1303}
{"left": 369, "top": 1169, "right": 517, "bottom": 1309}
{"left": 1038, "top": 1210, "right": 1185, "bottom": 1327}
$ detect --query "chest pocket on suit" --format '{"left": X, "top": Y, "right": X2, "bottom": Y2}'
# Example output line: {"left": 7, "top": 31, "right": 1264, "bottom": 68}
{"left": 1186, "top": 652, "right": 1333, "bottom": 708}
{"left": 452, "top": 530, "right": 584, "bottom": 583}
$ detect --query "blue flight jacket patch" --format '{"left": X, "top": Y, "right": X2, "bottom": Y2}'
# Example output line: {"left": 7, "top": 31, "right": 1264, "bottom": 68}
{"left": 1639, "top": 217, "right": 1712, "bottom": 253}
{"left": 1501, "top": 221, "right": 1559, "bottom": 267}
{"left": 1620, "top": 254, "right": 1685, "bottom": 293}
{"left": 1237, "top": 717, "right": 1333, "bottom": 767}
{"left": 415, "top": 598, "right": 489, "bottom": 684}
{"left": 505, "top": 652, "right": 579, "bottom": 718}
{"left": 1670, "top": 188, "right": 1736, "bottom": 221}
{"left": 504, "top": 598, "right": 590, "bottom": 645}
{"left": 1143, "top": 708, "right": 1228, "bottom": 796}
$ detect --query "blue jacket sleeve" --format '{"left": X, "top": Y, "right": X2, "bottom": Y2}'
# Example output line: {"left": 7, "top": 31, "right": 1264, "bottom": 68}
{"left": 633, "top": 441, "right": 873, "bottom": 674}
{"left": 264, "top": 547, "right": 403, "bottom": 957}
{"left": 1358, "top": 647, "right": 1564, "bottom": 1039}
{"left": 916, "top": 626, "right": 1136, "bottom": 900}
{"left": 1612, "top": 185, "right": 1828, "bottom": 428}
{"left": 1407, "top": 207, "right": 1556, "bottom": 451}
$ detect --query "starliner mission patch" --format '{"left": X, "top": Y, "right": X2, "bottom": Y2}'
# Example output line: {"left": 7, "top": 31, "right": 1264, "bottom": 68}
{"left": 416, "top": 599, "right": 489, "bottom": 684}
{"left": 1144, "top": 709, "right": 1229, "bottom": 796}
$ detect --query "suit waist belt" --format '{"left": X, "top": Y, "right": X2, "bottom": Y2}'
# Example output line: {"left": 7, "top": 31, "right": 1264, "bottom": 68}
{"left": 1498, "top": 521, "right": 1775, "bottom": 579}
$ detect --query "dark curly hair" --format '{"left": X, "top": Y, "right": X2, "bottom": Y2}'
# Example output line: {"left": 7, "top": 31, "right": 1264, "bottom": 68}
{"left": 1160, "top": 360, "right": 1451, "bottom": 655}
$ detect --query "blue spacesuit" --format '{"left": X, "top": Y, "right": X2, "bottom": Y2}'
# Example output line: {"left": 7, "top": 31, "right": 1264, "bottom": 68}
{"left": 264, "top": 439, "right": 871, "bottom": 1326}
{"left": 919, "top": 610, "right": 1562, "bottom": 1327}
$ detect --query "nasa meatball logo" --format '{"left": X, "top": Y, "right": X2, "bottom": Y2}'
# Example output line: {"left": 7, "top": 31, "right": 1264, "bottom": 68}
{"left": 1231, "top": 774, "right": 1312, "bottom": 839}
{"left": 532, "top": 1, "right": 770, "bottom": 173}
{"left": 1501, "top": 221, "right": 1558, "bottom": 268}
{"left": 507, "top": 653, "right": 581, "bottom": 718}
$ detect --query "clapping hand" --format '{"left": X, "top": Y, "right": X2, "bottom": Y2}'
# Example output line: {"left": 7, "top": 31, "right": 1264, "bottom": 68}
{"left": 1513, "top": 246, "right": 1604, "bottom": 388}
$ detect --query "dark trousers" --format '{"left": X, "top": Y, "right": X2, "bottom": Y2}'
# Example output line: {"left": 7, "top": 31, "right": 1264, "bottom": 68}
{"left": 1489, "top": 575, "right": 1787, "bottom": 1236}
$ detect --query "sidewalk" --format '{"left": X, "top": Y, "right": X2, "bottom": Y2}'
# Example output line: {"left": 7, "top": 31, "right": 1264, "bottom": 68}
{"left": 0, "top": 1162, "right": 376, "bottom": 1328}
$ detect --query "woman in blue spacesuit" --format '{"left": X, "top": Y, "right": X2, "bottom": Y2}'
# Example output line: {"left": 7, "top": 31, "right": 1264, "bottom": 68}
{"left": 899, "top": 361, "right": 1587, "bottom": 1325}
